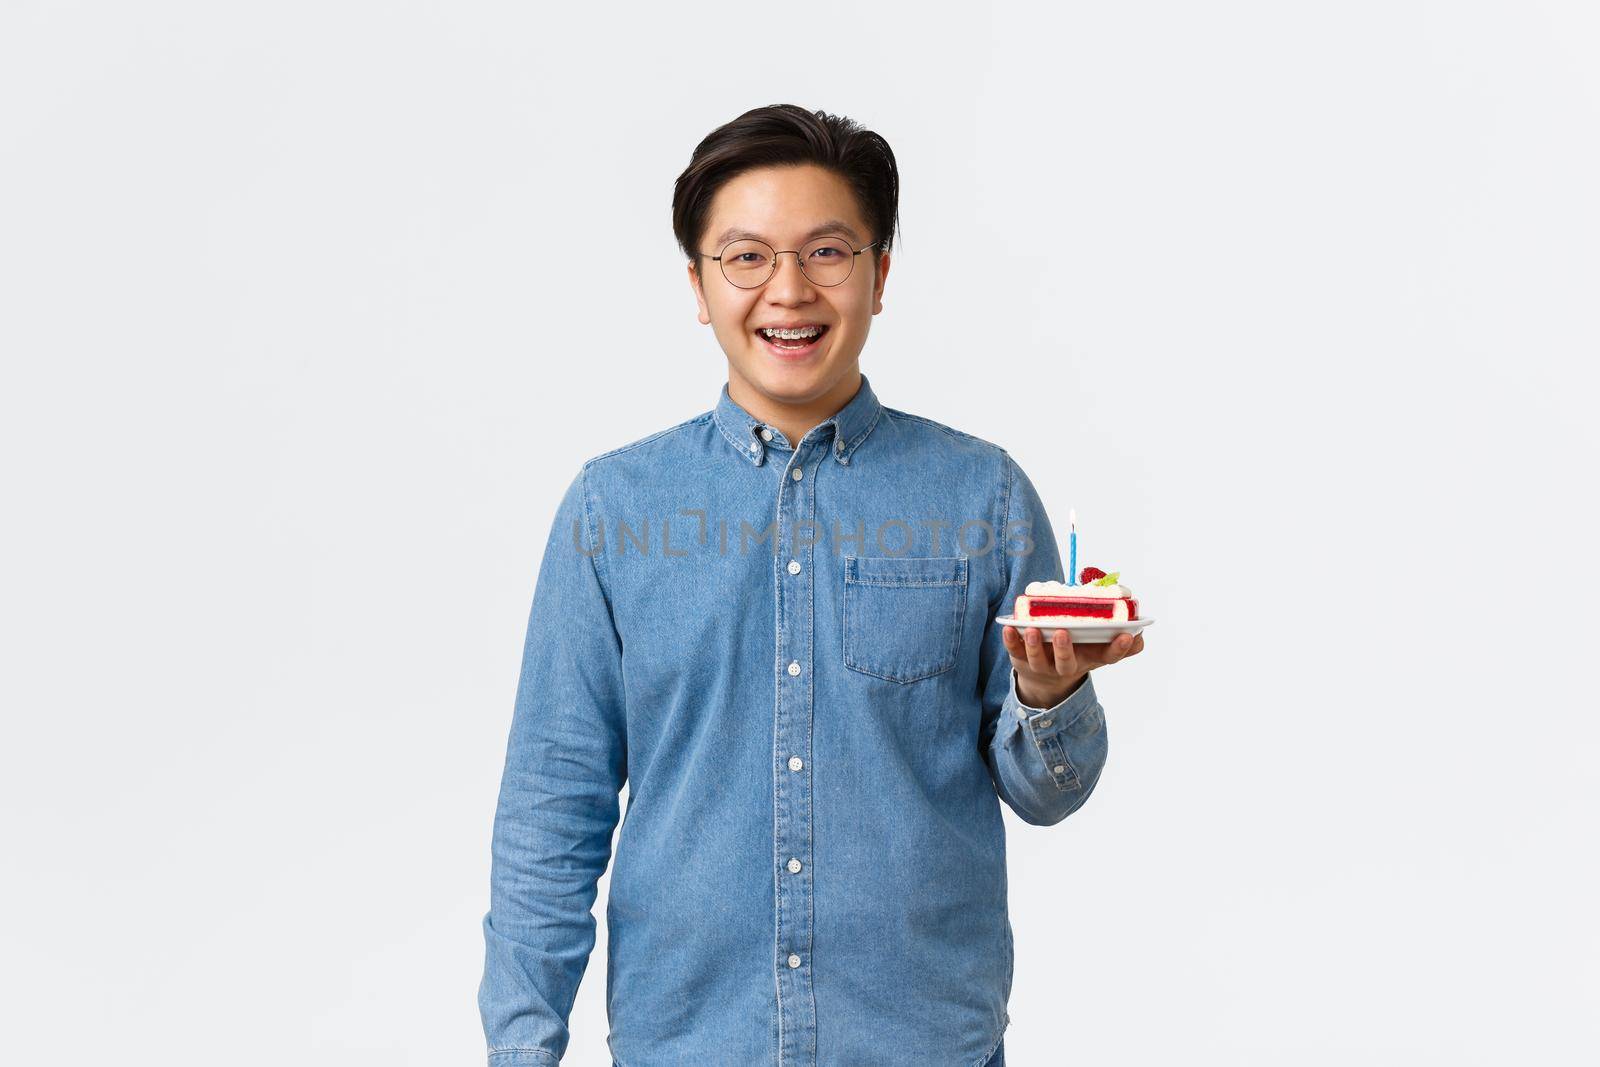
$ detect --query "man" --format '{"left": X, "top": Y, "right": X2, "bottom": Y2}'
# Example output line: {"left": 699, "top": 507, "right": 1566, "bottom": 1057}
{"left": 479, "top": 104, "right": 1145, "bottom": 1067}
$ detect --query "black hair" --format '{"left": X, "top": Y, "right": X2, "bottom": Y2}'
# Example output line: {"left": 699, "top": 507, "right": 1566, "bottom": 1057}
{"left": 672, "top": 104, "right": 901, "bottom": 278}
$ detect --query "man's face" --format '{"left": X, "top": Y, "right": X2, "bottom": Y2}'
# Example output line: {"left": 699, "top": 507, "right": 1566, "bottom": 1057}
{"left": 689, "top": 164, "right": 889, "bottom": 410}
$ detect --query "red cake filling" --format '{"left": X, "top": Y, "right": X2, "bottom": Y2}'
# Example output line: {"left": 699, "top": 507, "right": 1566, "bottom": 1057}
{"left": 1025, "top": 596, "right": 1139, "bottom": 619}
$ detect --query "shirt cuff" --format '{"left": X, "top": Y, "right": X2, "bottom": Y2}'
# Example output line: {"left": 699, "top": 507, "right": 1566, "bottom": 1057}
{"left": 1008, "top": 666, "right": 1099, "bottom": 736}
{"left": 488, "top": 1051, "right": 558, "bottom": 1066}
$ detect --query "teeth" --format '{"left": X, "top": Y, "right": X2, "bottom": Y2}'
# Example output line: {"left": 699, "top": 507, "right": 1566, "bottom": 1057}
{"left": 762, "top": 326, "right": 821, "bottom": 340}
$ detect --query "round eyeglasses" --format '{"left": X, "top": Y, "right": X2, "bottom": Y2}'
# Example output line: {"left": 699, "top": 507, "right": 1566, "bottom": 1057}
{"left": 703, "top": 236, "right": 878, "bottom": 289}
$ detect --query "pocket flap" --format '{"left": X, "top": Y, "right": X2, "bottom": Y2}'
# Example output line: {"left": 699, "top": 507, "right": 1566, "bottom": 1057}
{"left": 844, "top": 555, "right": 968, "bottom": 587}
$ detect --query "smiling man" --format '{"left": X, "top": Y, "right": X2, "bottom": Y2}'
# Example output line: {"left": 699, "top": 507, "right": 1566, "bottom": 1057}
{"left": 479, "top": 104, "right": 1144, "bottom": 1067}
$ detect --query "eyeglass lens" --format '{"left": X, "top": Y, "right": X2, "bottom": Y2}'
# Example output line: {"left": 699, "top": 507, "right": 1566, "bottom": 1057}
{"left": 720, "top": 238, "right": 858, "bottom": 288}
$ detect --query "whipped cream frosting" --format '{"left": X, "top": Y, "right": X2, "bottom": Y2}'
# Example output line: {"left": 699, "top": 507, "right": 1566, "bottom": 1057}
{"left": 1024, "top": 579, "right": 1132, "bottom": 598}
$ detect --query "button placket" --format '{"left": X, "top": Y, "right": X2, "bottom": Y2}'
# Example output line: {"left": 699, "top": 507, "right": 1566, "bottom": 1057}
{"left": 1039, "top": 733, "right": 1082, "bottom": 791}
{"left": 774, "top": 445, "right": 818, "bottom": 1061}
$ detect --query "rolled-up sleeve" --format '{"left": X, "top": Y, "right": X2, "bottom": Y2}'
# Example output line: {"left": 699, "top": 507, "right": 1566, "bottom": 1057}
{"left": 978, "top": 452, "right": 1110, "bottom": 826}
{"left": 479, "top": 463, "right": 628, "bottom": 1064}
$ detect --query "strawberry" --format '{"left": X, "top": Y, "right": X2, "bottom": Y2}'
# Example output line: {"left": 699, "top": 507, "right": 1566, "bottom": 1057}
{"left": 1079, "top": 566, "right": 1107, "bottom": 583}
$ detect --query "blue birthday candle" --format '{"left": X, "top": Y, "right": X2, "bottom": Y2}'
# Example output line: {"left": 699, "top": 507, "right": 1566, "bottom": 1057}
{"left": 1068, "top": 508, "right": 1077, "bottom": 585}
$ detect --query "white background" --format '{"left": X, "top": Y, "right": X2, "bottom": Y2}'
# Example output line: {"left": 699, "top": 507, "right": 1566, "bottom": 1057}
{"left": 2, "top": 2, "right": 1596, "bottom": 1064}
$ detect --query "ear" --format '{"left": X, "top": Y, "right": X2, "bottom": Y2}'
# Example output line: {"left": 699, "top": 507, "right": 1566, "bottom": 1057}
{"left": 871, "top": 251, "right": 890, "bottom": 315}
{"left": 688, "top": 260, "right": 711, "bottom": 325}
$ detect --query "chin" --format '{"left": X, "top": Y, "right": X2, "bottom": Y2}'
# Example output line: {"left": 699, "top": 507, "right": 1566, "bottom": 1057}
{"left": 744, "top": 355, "right": 840, "bottom": 394}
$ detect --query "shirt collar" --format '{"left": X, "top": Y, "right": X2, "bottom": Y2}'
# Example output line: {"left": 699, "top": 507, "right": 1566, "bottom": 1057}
{"left": 713, "top": 372, "right": 883, "bottom": 468}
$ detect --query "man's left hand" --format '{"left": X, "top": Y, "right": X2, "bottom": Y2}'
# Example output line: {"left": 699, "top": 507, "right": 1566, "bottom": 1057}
{"left": 1002, "top": 625, "right": 1145, "bottom": 709}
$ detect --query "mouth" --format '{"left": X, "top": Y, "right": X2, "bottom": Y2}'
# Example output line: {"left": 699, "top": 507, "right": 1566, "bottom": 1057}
{"left": 753, "top": 324, "right": 830, "bottom": 359}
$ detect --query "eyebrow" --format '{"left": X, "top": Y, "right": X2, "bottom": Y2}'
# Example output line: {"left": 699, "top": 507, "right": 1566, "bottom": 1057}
{"left": 712, "top": 219, "right": 864, "bottom": 248}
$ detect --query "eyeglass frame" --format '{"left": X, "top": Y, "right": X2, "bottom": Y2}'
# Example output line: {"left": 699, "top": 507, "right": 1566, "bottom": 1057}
{"left": 701, "top": 236, "right": 880, "bottom": 289}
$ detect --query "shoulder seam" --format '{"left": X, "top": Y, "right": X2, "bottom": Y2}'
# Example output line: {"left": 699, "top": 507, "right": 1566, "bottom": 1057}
{"left": 879, "top": 405, "right": 1006, "bottom": 456}
{"left": 577, "top": 463, "right": 614, "bottom": 607}
{"left": 999, "top": 450, "right": 1016, "bottom": 596}
{"left": 580, "top": 411, "right": 712, "bottom": 469}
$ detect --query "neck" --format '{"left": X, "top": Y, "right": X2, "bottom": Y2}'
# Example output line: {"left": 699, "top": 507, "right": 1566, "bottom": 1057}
{"left": 727, "top": 366, "right": 863, "bottom": 448}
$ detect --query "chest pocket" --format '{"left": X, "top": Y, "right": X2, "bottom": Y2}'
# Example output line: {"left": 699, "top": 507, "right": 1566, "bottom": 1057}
{"left": 842, "top": 555, "right": 969, "bottom": 683}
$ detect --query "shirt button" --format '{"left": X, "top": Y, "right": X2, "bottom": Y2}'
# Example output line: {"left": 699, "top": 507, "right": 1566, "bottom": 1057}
{"left": 787, "top": 954, "right": 801, "bottom": 969}
{"left": 787, "top": 660, "right": 801, "bottom": 677}
{"left": 1053, "top": 765, "right": 1067, "bottom": 774}
{"left": 787, "top": 858, "right": 802, "bottom": 873}
{"left": 787, "top": 560, "right": 801, "bottom": 575}
{"left": 1038, "top": 718, "right": 1052, "bottom": 728}
{"left": 761, "top": 427, "right": 774, "bottom": 441}
{"left": 791, "top": 467, "right": 803, "bottom": 481}
{"left": 749, "top": 440, "right": 760, "bottom": 453}
{"left": 789, "top": 756, "right": 803, "bottom": 772}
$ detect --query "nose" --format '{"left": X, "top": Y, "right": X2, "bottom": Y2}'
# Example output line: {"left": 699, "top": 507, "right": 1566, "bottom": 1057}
{"left": 764, "top": 250, "right": 817, "bottom": 301}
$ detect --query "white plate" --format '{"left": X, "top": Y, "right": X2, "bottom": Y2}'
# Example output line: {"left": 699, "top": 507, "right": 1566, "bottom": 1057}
{"left": 993, "top": 614, "right": 1155, "bottom": 644}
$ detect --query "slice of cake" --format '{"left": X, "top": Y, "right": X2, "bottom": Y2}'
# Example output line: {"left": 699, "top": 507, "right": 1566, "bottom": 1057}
{"left": 1015, "top": 567, "right": 1139, "bottom": 622}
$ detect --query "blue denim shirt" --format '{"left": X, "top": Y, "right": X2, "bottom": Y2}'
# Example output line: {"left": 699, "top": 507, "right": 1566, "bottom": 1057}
{"left": 480, "top": 373, "right": 1109, "bottom": 1066}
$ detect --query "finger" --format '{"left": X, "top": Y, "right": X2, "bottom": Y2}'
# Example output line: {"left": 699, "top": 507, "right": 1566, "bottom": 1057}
{"left": 1077, "top": 646, "right": 1113, "bottom": 671}
{"left": 1078, "top": 634, "right": 1131, "bottom": 671}
{"left": 1050, "top": 629, "right": 1078, "bottom": 677}
{"left": 1003, "top": 626, "right": 1029, "bottom": 667}
{"left": 1022, "top": 627, "right": 1053, "bottom": 674}
{"left": 1101, "top": 633, "right": 1139, "bottom": 665}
